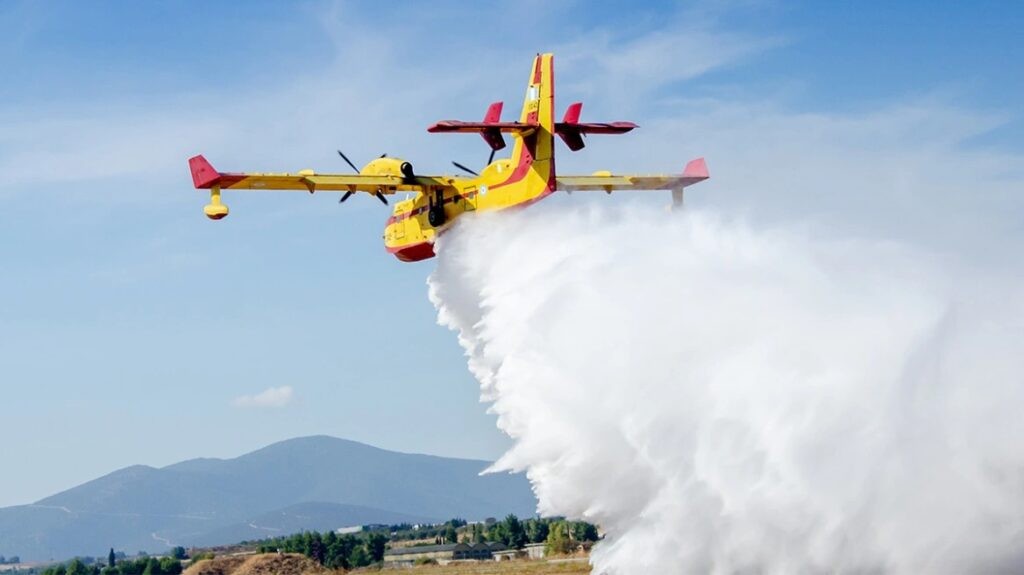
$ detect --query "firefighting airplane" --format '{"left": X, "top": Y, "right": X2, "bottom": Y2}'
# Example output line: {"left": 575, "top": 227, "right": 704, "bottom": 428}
{"left": 187, "top": 53, "right": 709, "bottom": 262}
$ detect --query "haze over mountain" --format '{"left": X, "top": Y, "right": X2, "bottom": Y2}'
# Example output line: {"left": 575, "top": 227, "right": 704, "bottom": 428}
{"left": 0, "top": 436, "right": 536, "bottom": 562}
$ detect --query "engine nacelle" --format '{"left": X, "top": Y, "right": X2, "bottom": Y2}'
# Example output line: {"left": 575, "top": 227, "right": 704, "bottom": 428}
{"left": 360, "top": 157, "right": 415, "bottom": 182}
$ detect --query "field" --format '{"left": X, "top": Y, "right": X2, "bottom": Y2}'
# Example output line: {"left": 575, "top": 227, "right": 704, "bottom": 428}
{"left": 368, "top": 559, "right": 591, "bottom": 574}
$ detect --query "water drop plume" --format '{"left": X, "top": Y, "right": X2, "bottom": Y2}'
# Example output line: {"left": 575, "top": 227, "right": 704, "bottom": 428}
{"left": 428, "top": 205, "right": 1024, "bottom": 574}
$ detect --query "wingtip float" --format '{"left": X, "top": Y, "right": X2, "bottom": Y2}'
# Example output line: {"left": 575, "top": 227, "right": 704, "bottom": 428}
{"left": 188, "top": 53, "right": 710, "bottom": 262}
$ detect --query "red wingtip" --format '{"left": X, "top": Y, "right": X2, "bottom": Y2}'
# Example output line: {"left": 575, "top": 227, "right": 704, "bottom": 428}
{"left": 563, "top": 102, "right": 583, "bottom": 124}
{"left": 682, "top": 157, "right": 709, "bottom": 180}
{"left": 188, "top": 155, "right": 221, "bottom": 189}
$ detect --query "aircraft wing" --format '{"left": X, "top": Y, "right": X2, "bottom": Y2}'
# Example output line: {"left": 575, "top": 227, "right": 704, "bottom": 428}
{"left": 556, "top": 158, "right": 709, "bottom": 192}
{"left": 188, "top": 155, "right": 448, "bottom": 193}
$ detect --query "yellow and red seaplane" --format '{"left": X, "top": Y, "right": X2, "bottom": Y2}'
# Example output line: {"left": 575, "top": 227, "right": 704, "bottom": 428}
{"left": 187, "top": 53, "right": 709, "bottom": 262}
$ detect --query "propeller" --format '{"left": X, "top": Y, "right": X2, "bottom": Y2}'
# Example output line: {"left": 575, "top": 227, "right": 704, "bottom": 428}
{"left": 451, "top": 146, "right": 498, "bottom": 178}
{"left": 336, "top": 150, "right": 359, "bottom": 173}
{"left": 336, "top": 149, "right": 390, "bottom": 205}
{"left": 451, "top": 161, "right": 479, "bottom": 177}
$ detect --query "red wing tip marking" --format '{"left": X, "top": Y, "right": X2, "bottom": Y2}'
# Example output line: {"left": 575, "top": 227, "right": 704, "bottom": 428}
{"left": 682, "top": 157, "right": 709, "bottom": 180}
{"left": 189, "top": 154, "right": 221, "bottom": 189}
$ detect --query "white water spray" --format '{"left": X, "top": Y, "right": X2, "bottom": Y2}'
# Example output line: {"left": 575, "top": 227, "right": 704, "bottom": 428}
{"left": 428, "top": 205, "right": 1024, "bottom": 574}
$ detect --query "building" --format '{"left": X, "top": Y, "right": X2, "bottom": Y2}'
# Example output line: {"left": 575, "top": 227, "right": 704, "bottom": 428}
{"left": 384, "top": 542, "right": 508, "bottom": 565}
{"left": 493, "top": 543, "right": 546, "bottom": 561}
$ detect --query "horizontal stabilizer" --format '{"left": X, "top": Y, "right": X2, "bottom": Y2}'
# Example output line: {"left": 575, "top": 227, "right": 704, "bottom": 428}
{"left": 554, "top": 102, "right": 637, "bottom": 151}
{"left": 428, "top": 101, "right": 543, "bottom": 151}
{"left": 427, "top": 121, "right": 538, "bottom": 133}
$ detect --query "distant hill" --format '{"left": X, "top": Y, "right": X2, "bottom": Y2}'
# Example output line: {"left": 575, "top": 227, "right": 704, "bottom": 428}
{"left": 191, "top": 501, "right": 433, "bottom": 547}
{"left": 0, "top": 436, "right": 536, "bottom": 562}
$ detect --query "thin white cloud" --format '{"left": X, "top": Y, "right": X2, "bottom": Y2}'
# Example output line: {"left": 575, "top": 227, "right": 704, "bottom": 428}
{"left": 0, "top": 0, "right": 1019, "bottom": 261}
{"left": 0, "top": 3, "right": 775, "bottom": 193}
{"left": 231, "top": 386, "right": 294, "bottom": 409}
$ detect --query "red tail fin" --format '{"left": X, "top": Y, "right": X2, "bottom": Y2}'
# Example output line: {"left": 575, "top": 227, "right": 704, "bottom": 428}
{"left": 189, "top": 155, "right": 221, "bottom": 189}
{"left": 484, "top": 101, "right": 503, "bottom": 123}
{"left": 562, "top": 102, "right": 582, "bottom": 124}
{"left": 481, "top": 101, "right": 506, "bottom": 151}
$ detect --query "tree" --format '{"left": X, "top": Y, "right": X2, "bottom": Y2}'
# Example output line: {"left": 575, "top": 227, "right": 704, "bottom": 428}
{"left": 170, "top": 547, "right": 187, "bottom": 561}
{"left": 572, "top": 521, "right": 599, "bottom": 542}
{"left": 503, "top": 514, "right": 527, "bottom": 549}
{"left": 367, "top": 533, "right": 387, "bottom": 563}
{"left": 326, "top": 535, "right": 357, "bottom": 570}
{"left": 8, "top": 556, "right": 19, "bottom": 565}
{"left": 108, "top": 549, "right": 116, "bottom": 568}
{"left": 442, "top": 525, "right": 458, "bottom": 544}
{"left": 309, "top": 534, "right": 325, "bottom": 565}
{"left": 66, "top": 559, "right": 89, "bottom": 575}
{"left": 486, "top": 517, "right": 508, "bottom": 544}
{"left": 159, "top": 556, "right": 182, "bottom": 575}
{"left": 141, "top": 557, "right": 160, "bottom": 575}
{"left": 526, "top": 519, "right": 549, "bottom": 544}
{"left": 348, "top": 545, "right": 370, "bottom": 569}
{"left": 545, "top": 521, "right": 572, "bottom": 556}
{"left": 300, "top": 532, "right": 314, "bottom": 557}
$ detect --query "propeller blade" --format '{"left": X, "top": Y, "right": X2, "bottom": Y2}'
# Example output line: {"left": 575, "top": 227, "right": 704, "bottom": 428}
{"left": 336, "top": 150, "right": 359, "bottom": 173}
{"left": 451, "top": 161, "right": 479, "bottom": 176}
{"left": 380, "top": 153, "right": 387, "bottom": 158}
{"left": 488, "top": 148, "right": 496, "bottom": 165}
{"left": 339, "top": 190, "right": 354, "bottom": 203}
{"left": 374, "top": 191, "right": 389, "bottom": 205}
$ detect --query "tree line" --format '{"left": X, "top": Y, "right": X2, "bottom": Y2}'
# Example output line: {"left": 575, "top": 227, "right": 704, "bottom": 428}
{"left": 38, "top": 547, "right": 190, "bottom": 575}
{"left": 464, "top": 515, "right": 599, "bottom": 554}
{"left": 255, "top": 530, "right": 387, "bottom": 570}
{"left": 32, "top": 515, "right": 601, "bottom": 574}
{"left": 253, "top": 514, "right": 599, "bottom": 568}
{"left": 39, "top": 557, "right": 182, "bottom": 575}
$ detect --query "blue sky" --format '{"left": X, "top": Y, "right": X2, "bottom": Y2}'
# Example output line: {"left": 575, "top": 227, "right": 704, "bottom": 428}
{"left": 0, "top": 0, "right": 1021, "bottom": 508}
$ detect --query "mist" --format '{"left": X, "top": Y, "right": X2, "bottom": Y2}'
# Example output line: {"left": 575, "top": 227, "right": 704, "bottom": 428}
{"left": 428, "top": 204, "right": 1024, "bottom": 574}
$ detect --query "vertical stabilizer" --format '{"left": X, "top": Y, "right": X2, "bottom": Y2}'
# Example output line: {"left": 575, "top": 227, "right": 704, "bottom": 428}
{"left": 504, "top": 53, "right": 556, "bottom": 198}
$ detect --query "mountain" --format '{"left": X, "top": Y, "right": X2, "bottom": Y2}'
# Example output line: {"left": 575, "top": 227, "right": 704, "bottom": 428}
{"left": 0, "top": 436, "right": 536, "bottom": 562}
{"left": 191, "top": 502, "right": 434, "bottom": 548}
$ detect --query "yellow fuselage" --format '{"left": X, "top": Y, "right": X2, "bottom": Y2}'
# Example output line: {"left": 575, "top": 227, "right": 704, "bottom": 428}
{"left": 385, "top": 54, "right": 555, "bottom": 261}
